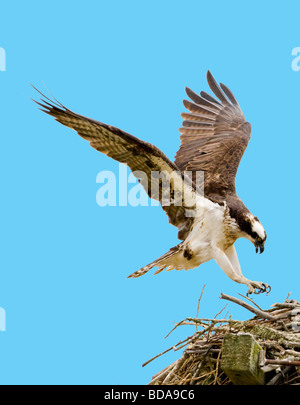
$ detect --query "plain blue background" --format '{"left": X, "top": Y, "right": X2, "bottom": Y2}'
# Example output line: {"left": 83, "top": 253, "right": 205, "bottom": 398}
{"left": 0, "top": 1, "right": 300, "bottom": 385}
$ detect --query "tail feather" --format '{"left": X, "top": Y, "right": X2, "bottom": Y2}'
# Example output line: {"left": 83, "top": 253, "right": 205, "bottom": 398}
{"left": 127, "top": 245, "right": 182, "bottom": 279}
{"left": 127, "top": 262, "right": 157, "bottom": 279}
{"left": 153, "top": 266, "right": 167, "bottom": 275}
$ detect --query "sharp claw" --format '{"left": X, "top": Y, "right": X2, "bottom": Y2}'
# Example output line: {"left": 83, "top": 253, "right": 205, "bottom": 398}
{"left": 246, "top": 282, "right": 271, "bottom": 296}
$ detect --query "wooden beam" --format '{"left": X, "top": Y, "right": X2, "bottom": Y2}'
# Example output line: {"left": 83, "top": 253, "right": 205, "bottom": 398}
{"left": 221, "top": 333, "right": 265, "bottom": 385}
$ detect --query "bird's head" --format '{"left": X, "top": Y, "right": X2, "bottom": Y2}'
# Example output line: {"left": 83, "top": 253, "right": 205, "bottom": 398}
{"left": 243, "top": 214, "right": 267, "bottom": 254}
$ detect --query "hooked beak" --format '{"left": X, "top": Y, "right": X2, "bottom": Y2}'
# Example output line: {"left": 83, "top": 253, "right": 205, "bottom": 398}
{"left": 255, "top": 244, "right": 264, "bottom": 254}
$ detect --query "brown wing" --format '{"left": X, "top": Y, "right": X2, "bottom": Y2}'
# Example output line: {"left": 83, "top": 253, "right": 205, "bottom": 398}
{"left": 33, "top": 88, "right": 198, "bottom": 240}
{"left": 174, "top": 71, "right": 251, "bottom": 199}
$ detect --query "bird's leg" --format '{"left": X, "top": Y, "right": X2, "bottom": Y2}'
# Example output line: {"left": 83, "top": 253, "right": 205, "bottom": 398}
{"left": 224, "top": 244, "right": 271, "bottom": 295}
{"left": 224, "top": 244, "right": 243, "bottom": 278}
{"left": 213, "top": 245, "right": 250, "bottom": 285}
{"left": 213, "top": 245, "right": 271, "bottom": 295}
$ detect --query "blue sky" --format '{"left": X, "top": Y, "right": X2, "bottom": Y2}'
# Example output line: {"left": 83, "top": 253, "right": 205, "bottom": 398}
{"left": 0, "top": 0, "right": 300, "bottom": 384}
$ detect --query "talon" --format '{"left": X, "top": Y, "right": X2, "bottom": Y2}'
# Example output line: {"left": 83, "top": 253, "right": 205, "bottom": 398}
{"left": 260, "top": 284, "right": 266, "bottom": 293}
{"left": 265, "top": 285, "right": 271, "bottom": 295}
{"left": 246, "top": 287, "right": 254, "bottom": 297}
{"left": 246, "top": 281, "right": 271, "bottom": 296}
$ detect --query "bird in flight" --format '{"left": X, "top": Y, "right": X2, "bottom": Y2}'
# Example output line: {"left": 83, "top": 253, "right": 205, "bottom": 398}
{"left": 33, "top": 71, "right": 270, "bottom": 295}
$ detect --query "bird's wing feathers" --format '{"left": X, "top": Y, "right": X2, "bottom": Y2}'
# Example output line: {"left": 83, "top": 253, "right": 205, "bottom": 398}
{"left": 33, "top": 90, "right": 199, "bottom": 240}
{"left": 174, "top": 71, "right": 251, "bottom": 198}
{"left": 33, "top": 71, "right": 249, "bottom": 240}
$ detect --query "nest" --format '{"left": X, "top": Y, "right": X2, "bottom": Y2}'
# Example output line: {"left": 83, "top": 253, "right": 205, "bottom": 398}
{"left": 146, "top": 290, "right": 300, "bottom": 385}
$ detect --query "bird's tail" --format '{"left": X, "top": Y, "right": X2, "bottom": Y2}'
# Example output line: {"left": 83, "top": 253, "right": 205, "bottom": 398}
{"left": 127, "top": 244, "right": 183, "bottom": 279}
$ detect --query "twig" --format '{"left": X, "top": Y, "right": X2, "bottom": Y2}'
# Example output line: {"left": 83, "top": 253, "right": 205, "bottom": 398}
{"left": 266, "top": 366, "right": 292, "bottom": 385}
{"left": 148, "top": 363, "right": 175, "bottom": 385}
{"left": 142, "top": 346, "right": 174, "bottom": 368}
{"left": 265, "top": 358, "right": 300, "bottom": 367}
{"left": 238, "top": 293, "right": 265, "bottom": 311}
{"left": 164, "top": 316, "right": 234, "bottom": 339}
{"left": 162, "top": 354, "right": 188, "bottom": 384}
{"left": 164, "top": 320, "right": 187, "bottom": 339}
{"left": 213, "top": 348, "right": 222, "bottom": 385}
{"left": 214, "top": 303, "right": 228, "bottom": 319}
{"left": 196, "top": 284, "right": 206, "bottom": 331}
{"left": 220, "top": 293, "right": 277, "bottom": 321}
{"left": 272, "top": 302, "right": 300, "bottom": 309}
{"left": 285, "top": 292, "right": 292, "bottom": 301}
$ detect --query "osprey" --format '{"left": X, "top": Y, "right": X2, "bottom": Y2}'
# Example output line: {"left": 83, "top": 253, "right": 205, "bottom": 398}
{"left": 33, "top": 71, "right": 270, "bottom": 295}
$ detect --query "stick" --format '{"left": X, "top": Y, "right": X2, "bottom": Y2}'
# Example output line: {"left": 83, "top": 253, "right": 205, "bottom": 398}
{"left": 220, "top": 293, "right": 277, "bottom": 321}
{"left": 162, "top": 354, "right": 188, "bottom": 384}
{"left": 272, "top": 302, "right": 300, "bottom": 309}
{"left": 266, "top": 366, "right": 292, "bottom": 385}
{"left": 265, "top": 359, "right": 300, "bottom": 367}
{"left": 142, "top": 346, "right": 174, "bottom": 368}
{"left": 196, "top": 284, "right": 206, "bottom": 331}
{"left": 143, "top": 335, "right": 193, "bottom": 367}
{"left": 238, "top": 293, "right": 265, "bottom": 311}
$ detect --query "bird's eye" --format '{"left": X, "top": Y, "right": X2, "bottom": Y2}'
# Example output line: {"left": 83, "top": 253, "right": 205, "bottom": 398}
{"left": 257, "top": 237, "right": 262, "bottom": 242}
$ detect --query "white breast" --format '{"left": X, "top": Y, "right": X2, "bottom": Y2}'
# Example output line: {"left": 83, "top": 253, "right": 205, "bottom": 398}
{"left": 184, "top": 200, "right": 227, "bottom": 264}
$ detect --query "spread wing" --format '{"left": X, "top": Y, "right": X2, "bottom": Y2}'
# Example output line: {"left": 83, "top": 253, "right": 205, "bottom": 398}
{"left": 33, "top": 88, "right": 201, "bottom": 240}
{"left": 174, "top": 71, "right": 251, "bottom": 200}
